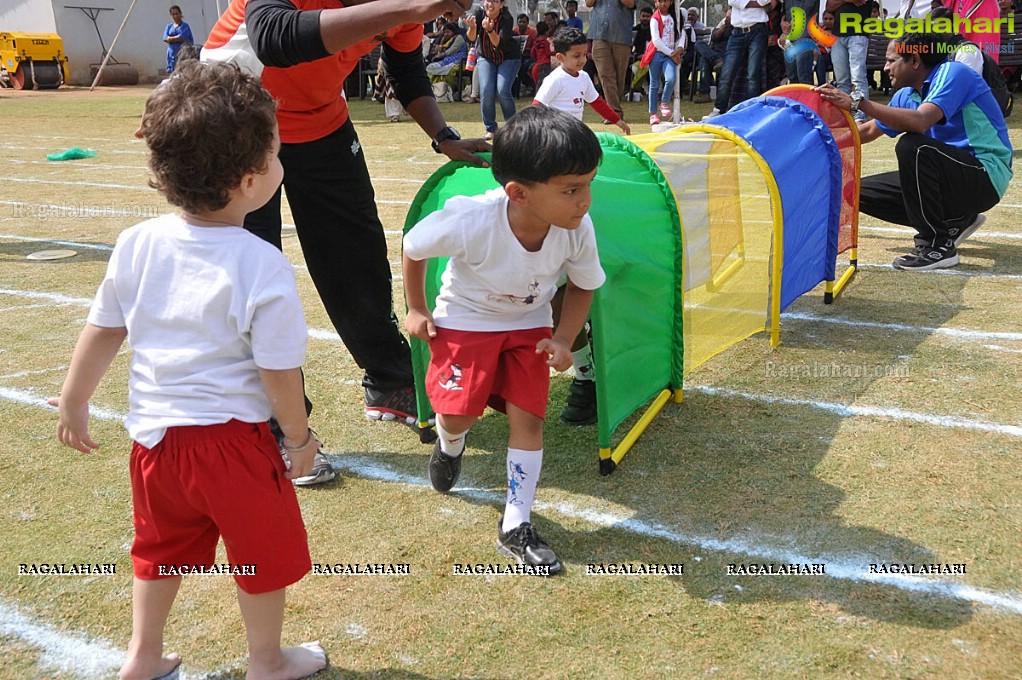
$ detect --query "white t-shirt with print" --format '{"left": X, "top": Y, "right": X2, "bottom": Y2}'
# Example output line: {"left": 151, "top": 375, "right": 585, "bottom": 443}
{"left": 88, "top": 214, "right": 308, "bottom": 448}
{"left": 403, "top": 187, "right": 606, "bottom": 332}
{"left": 534, "top": 66, "right": 601, "bottom": 120}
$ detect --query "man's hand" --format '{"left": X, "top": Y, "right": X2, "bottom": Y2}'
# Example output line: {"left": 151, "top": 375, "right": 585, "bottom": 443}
{"left": 813, "top": 82, "right": 852, "bottom": 110}
{"left": 438, "top": 137, "right": 492, "bottom": 167}
{"left": 536, "top": 336, "right": 573, "bottom": 371}
{"left": 405, "top": 307, "right": 437, "bottom": 342}
{"left": 48, "top": 396, "right": 100, "bottom": 454}
{"left": 615, "top": 119, "right": 631, "bottom": 135}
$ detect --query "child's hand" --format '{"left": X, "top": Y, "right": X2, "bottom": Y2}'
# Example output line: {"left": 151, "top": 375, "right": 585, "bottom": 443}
{"left": 281, "top": 431, "right": 321, "bottom": 480}
{"left": 616, "top": 119, "right": 631, "bottom": 135}
{"left": 47, "top": 396, "right": 100, "bottom": 454}
{"left": 405, "top": 308, "right": 437, "bottom": 342}
{"left": 536, "top": 336, "right": 572, "bottom": 371}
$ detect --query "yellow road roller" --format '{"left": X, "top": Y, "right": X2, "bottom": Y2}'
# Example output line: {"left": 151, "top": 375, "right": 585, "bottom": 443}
{"left": 0, "top": 32, "right": 70, "bottom": 89}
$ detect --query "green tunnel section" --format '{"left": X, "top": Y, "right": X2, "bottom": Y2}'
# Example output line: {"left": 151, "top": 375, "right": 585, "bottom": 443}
{"left": 402, "top": 134, "right": 684, "bottom": 450}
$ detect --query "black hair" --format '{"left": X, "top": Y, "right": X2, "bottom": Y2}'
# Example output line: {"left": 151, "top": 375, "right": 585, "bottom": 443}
{"left": 517, "top": 13, "right": 529, "bottom": 21}
{"left": 536, "top": 21, "right": 550, "bottom": 36}
{"left": 552, "top": 26, "right": 587, "bottom": 54}
{"left": 169, "top": 4, "right": 181, "bottom": 13}
{"left": 491, "top": 105, "right": 602, "bottom": 186}
{"left": 639, "top": 5, "right": 653, "bottom": 14}
{"left": 894, "top": 32, "right": 948, "bottom": 69}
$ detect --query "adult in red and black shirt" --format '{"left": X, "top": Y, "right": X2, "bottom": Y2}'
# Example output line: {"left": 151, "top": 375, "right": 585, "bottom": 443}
{"left": 204, "top": 0, "right": 488, "bottom": 442}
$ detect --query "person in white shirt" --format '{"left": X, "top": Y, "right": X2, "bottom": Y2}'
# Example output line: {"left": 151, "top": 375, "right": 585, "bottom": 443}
{"left": 51, "top": 62, "right": 326, "bottom": 680}
{"left": 403, "top": 106, "right": 606, "bottom": 574}
{"left": 533, "top": 26, "right": 631, "bottom": 133}
{"left": 703, "top": 0, "right": 778, "bottom": 119}
{"left": 647, "top": 0, "right": 687, "bottom": 124}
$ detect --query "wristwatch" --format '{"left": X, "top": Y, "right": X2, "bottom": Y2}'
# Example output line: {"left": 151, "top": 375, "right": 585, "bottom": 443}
{"left": 849, "top": 90, "right": 865, "bottom": 115}
{"left": 431, "top": 125, "right": 461, "bottom": 153}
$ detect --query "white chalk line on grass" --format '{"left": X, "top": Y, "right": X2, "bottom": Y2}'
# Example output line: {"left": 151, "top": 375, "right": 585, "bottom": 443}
{"left": 0, "top": 600, "right": 124, "bottom": 679}
{"left": 856, "top": 262, "right": 1022, "bottom": 280}
{"left": 0, "top": 233, "right": 113, "bottom": 251}
{"left": 783, "top": 311, "right": 1022, "bottom": 343}
{"left": 691, "top": 385, "right": 1022, "bottom": 437}
{"left": 861, "top": 224, "right": 1022, "bottom": 241}
{"left": 1, "top": 176, "right": 152, "bottom": 192}
{"left": 333, "top": 455, "right": 1022, "bottom": 616}
{"left": 3, "top": 285, "right": 1021, "bottom": 356}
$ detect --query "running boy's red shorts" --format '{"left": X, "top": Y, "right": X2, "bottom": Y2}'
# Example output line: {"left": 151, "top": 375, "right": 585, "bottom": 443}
{"left": 129, "top": 419, "right": 311, "bottom": 594}
{"left": 426, "top": 326, "right": 552, "bottom": 420}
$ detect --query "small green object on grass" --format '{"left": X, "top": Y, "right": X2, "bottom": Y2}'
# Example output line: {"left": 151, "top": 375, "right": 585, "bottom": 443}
{"left": 46, "top": 147, "right": 98, "bottom": 161}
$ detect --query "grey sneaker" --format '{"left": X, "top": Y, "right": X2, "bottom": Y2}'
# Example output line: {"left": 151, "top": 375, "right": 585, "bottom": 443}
{"left": 701, "top": 108, "right": 722, "bottom": 120}
{"left": 953, "top": 214, "right": 985, "bottom": 247}
{"left": 291, "top": 451, "right": 337, "bottom": 487}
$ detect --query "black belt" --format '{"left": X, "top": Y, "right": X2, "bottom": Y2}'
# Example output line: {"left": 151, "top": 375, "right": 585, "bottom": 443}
{"left": 734, "top": 22, "right": 766, "bottom": 33}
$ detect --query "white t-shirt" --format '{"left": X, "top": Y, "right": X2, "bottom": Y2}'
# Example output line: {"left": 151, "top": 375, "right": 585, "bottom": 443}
{"left": 534, "top": 66, "right": 601, "bottom": 120}
{"left": 651, "top": 12, "right": 682, "bottom": 55}
{"left": 403, "top": 188, "right": 606, "bottom": 332}
{"left": 88, "top": 214, "right": 308, "bottom": 447}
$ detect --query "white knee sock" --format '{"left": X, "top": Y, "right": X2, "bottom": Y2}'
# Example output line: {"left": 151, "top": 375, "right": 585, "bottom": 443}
{"left": 572, "top": 345, "right": 595, "bottom": 381}
{"left": 502, "top": 448, "right": 542, "bottom": 532}
{"left": 436, "top": 421, "right": 467, "bottom": 458}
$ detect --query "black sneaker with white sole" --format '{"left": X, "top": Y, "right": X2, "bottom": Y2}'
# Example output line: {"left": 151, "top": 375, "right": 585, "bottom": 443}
{"left": 365, "top": 386, "right": 438, "bottom": 444}
{"left": 428, "top": 438, "right": 462, "bottom": 493}
{"left": 496, "top": 519, "right": 563, "bottom": 575}
{"left": 952, "top": 214, "right": 985, "bottom": 248}
{"left": 892, "top": 245, "right": 959, "bottom": 271}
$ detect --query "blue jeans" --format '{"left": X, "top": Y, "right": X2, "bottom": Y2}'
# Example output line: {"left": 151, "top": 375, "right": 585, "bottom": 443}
{"left": 831, "top": 35, "right": 869, "bottom": 119}
{"left": 648, "top": 51, "right": 678, "bottom": 114}
{"left": 695, "top": 41, "right": 725, "bottom": 94}
{"left": 714, "top": 23, "right": 768, "bottom": 112}
{"left": 785, "top": 49, "right": 815, "bottom": 85}
{"left": 476, "top": 56, "right": 520, "bottom": 133}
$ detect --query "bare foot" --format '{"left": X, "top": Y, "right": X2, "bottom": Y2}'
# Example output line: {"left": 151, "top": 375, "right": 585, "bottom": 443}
{"left": 247, "top": 642, "right": 327, "bottom": 680}
{"left": 119, "top": 652, "right": 181, "bottom": 680}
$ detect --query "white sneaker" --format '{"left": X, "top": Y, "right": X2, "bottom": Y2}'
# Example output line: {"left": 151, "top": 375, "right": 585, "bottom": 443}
{"left": 953, "top": 214, "right": 985, "bottom": 247}
{"left": 701, "top": 108, "right": 722, "bottom": 120}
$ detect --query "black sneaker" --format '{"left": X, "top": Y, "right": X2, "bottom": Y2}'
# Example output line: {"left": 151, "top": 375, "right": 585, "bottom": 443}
{"left": 427, "top": 438, "right": 462, "bottom": 492}
{"left": 497, "top": 519, "right": 562, "bottom": 575}
{"left": 558, "top": 378, "right": 597, "bottom": 426}
{"left": 952, "top": 214, "right": 985, "bottom": 248}
{"left": 364, "top": 385, "right": 417, "bottom": 424}
{"left": 892, "top": 245, "right": 959, "bottom": 271}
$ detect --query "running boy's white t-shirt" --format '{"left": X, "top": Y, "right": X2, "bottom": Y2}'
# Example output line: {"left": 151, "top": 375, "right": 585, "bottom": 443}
{"left": 88, "top": 214, "right": 308, "bottom": 447}
{"left": 533, "top": 66, "right": 600, "bottom": 120}
{"left": 403, "top": 188, "right": 606, "bottom": 332}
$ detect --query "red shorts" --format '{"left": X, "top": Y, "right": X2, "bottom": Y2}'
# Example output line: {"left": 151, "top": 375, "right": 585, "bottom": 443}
{"left": 129, "top": 419, "right": 311, "bottom": 594}
{"left": 426, "top": 327, "right": 552, "bottom": 419}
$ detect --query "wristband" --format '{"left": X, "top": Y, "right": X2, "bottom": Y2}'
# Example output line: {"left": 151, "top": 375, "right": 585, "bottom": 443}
{"left": 282, "top": 428, "right": 316, "bottom": 452}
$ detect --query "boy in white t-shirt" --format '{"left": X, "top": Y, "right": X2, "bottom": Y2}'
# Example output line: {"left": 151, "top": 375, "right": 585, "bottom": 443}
{"left": 51, "top": 62, "right": 326, "bottom": 680}
{"left": 403, "top": 106, "right": 606, "bottom": 574}
{"left": 534, "top": 26, "right": 631, "bottom": 135}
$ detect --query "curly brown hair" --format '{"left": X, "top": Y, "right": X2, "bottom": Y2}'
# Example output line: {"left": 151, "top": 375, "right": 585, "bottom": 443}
{"left": 142, "top": 61, "right": 277, "bottom": 214}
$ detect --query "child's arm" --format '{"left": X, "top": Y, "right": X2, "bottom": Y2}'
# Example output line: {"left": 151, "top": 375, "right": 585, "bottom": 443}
{"left": 51, "top": 324, "right": 127, "bottom": 453}
{"left": 259, "top": 367, "right": 316, "bottom": 480}
{"left": 537, "top": 280, "right": 593, "bottom": 372}
{"left": 587, "top": 96, "right": 631, "bottom": 135}
{"left": 402, "top": 252, "right": 437, "bottom": 342}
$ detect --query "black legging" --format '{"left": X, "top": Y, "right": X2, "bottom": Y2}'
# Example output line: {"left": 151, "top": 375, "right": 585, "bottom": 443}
{"left": 245, "top": 118, "right": 413, "bottom": 391}
{"left": 859, "top": 133, "right": 1001, "bottom": 248}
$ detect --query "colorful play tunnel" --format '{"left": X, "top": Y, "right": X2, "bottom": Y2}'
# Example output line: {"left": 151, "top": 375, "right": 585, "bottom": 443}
{"left": 403, "top": 94, "right": 860, "bottom": 474}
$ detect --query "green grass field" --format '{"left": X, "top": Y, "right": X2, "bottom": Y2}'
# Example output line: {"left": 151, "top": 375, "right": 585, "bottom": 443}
{"left": 1, "top": 84, "right": 1020, "bottom": 679}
